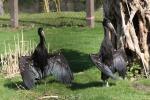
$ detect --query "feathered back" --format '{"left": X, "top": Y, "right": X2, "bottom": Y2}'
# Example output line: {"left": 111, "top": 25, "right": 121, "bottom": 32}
{"left": 112, "top": 50, "right": 127, "bottom": 78}
{"left": 43, "top": 52, "right": 74, "bottom": 85}
{"left": 32, "top": 45, "right": 48, "bottom": 69}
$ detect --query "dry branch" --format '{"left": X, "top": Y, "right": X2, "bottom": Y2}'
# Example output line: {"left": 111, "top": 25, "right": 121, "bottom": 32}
{"left": 38, "top": 95, "right": 58, "bottom": 100}
{"left": 1, "top": 33, "right": 35, "bottom": 78}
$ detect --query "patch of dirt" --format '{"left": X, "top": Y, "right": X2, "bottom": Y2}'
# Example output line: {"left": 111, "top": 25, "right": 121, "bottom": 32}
{"left": 133, "top": 82, "right": 150, "bottom": 92}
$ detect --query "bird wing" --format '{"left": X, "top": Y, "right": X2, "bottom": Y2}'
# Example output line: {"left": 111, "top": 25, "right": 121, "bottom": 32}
{"left": 90, "top": 54, "right": 116, "bottom": 79}
{"left": 112, "top": 51, "right": 127, "bottom": 78}
{"left": 18, "top": 56, "right": 42, "bottom": 89}
{"left": 45, "top": 53, "right": 73, "bottom": 85}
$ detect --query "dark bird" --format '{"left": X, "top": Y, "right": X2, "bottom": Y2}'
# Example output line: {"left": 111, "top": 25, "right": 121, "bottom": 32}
{"left": 90, "top": 51, "right": 126, "bottom": 87}
{"left": 31, "top": 27, "right": 48, "bottom": 76}
{"left": 90, "top": 18, "right": 127, "bottom": 87}
{"left": 19, "top": 28, "right": 73, "bottom": 89}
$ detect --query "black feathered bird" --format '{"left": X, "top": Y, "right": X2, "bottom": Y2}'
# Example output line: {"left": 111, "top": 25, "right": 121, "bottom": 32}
{"left": 90, "top": 18, "right": 126, "bottom": 87}
{"left": 31, "top": 27, "right": 48, "bottom": 75}
{"left": 19, "top": 28, "right": 73, "bottom": 89}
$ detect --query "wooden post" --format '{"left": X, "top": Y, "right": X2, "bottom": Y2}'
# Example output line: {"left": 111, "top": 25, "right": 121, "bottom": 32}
{"left": 86, "top": 0, "right": 94, "bottom": 28}
{"left": 9, "top": 0, "right": 19, "bottom": 28}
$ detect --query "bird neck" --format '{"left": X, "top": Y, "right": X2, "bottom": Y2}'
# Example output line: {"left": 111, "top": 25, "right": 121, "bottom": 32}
{"left": 39, "top": 35, "right": 46, "bottom": 46}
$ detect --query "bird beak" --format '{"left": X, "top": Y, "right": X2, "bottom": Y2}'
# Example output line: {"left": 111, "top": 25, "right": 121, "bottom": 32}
{"left": 41, "top": 30, "right": 45, "bottom": 37}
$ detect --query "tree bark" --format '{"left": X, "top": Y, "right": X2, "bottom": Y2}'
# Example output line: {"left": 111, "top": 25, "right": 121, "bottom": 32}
{"left": 44, "top": 0, "right": 50, "bottom": 13}
{"left": 53, "top": 0, "right": 61, "bottom": 12}
{"left": 39, "top": 0, "right": 50, "bottom": 13}
{"left": 103, "top": 0, "right": 150, "bottom": 77}
{"left": 9, "top": 0, "right": 19, "bottom": 28}
{"left": 0, "top": 0, "right": 4, "bottom": 15}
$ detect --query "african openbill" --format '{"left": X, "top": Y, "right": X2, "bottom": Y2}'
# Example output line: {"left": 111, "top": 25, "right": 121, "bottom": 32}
{"left": 19, "top": 28, "right": 73, "bottom": 89}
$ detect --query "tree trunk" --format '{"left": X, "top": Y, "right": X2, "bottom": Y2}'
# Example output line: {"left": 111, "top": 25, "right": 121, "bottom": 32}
{"left": 39, "top": 0, "right": 50, "bottom": 13}
{"left": 53, "top": 0, "right": 61, "bottom": 12}
{"left": 0, "top": 0, "right": 4, "bottom": 15}
{"left": 44, "top": 0, "right": 50, "bottom": 13}
{"left": 9, "top": 0, "right": 19, "bottom": 28}
{"left": 103, "top": 0, "right": 150, "bottom": 77}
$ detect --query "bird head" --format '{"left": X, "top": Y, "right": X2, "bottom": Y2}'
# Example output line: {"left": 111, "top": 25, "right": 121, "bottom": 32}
{"left": 38, "top": 27, "right": 45, "bottom": 37}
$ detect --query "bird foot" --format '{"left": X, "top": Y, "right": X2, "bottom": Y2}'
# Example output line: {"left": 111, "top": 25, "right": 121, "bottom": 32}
{"left": 103, "top": 81, "right": 109, "bottom": 87}
{"left": 105, "top": 82, "right": 109, "bottom": 87}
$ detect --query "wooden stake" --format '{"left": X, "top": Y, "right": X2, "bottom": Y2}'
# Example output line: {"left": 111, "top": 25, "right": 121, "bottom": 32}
{"left": 86, "top": 0, "right": 95, "bottom": 28}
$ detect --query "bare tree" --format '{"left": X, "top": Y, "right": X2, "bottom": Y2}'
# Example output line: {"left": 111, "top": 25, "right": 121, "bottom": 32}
{"left": 102, "top": 0, "right": 150, "bottom": 77}
{"left": 9, "top": 0, "right": 19, "bottom": 28}
{"left": 0, "top": 0, "right": 4, "bottom": 15}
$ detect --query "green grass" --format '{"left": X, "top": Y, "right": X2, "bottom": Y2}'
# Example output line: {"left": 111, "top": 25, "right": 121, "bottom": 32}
{"left": 0, "top": 12, "right": 150, "bottom": 100}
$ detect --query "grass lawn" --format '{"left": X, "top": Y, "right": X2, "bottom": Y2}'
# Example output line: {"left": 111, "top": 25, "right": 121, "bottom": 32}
{"left": 0, "top": 12, "right": 150, "bottom": 100}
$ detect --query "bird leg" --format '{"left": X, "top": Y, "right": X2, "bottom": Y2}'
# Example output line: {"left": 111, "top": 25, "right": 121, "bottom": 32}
{"left": 103, "top": 80, "right": 109, "bottom": 87}
{"left": 106, "top": 81, "right": 109, "bottom": 87}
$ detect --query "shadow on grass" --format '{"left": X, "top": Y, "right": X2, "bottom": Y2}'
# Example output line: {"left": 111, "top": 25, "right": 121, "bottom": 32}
{"left": 4, "top": 80, "right": 115, "bottom": 90}
{"left": 4, "top": 49, "right": 95, "bottom": 90}
{"left": 0, "top": 17, "right": 86, "bottom": 27}
{"left": 0, "top": 17, "right": 102, "bottom": 28}
{"left": 3, "top": 78, "right": 57, "bottom": 90}
{"left": 61, "top": 49, "right": 94, "bottom": 73}
{"left": 0, "top": 18, "right": 58, "bottom": 27}
{"left": 4, "top": 81, "right": 25, "bottom": 90}
{"left": 71, "top": 81, "right": 116, "bottom": 90}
